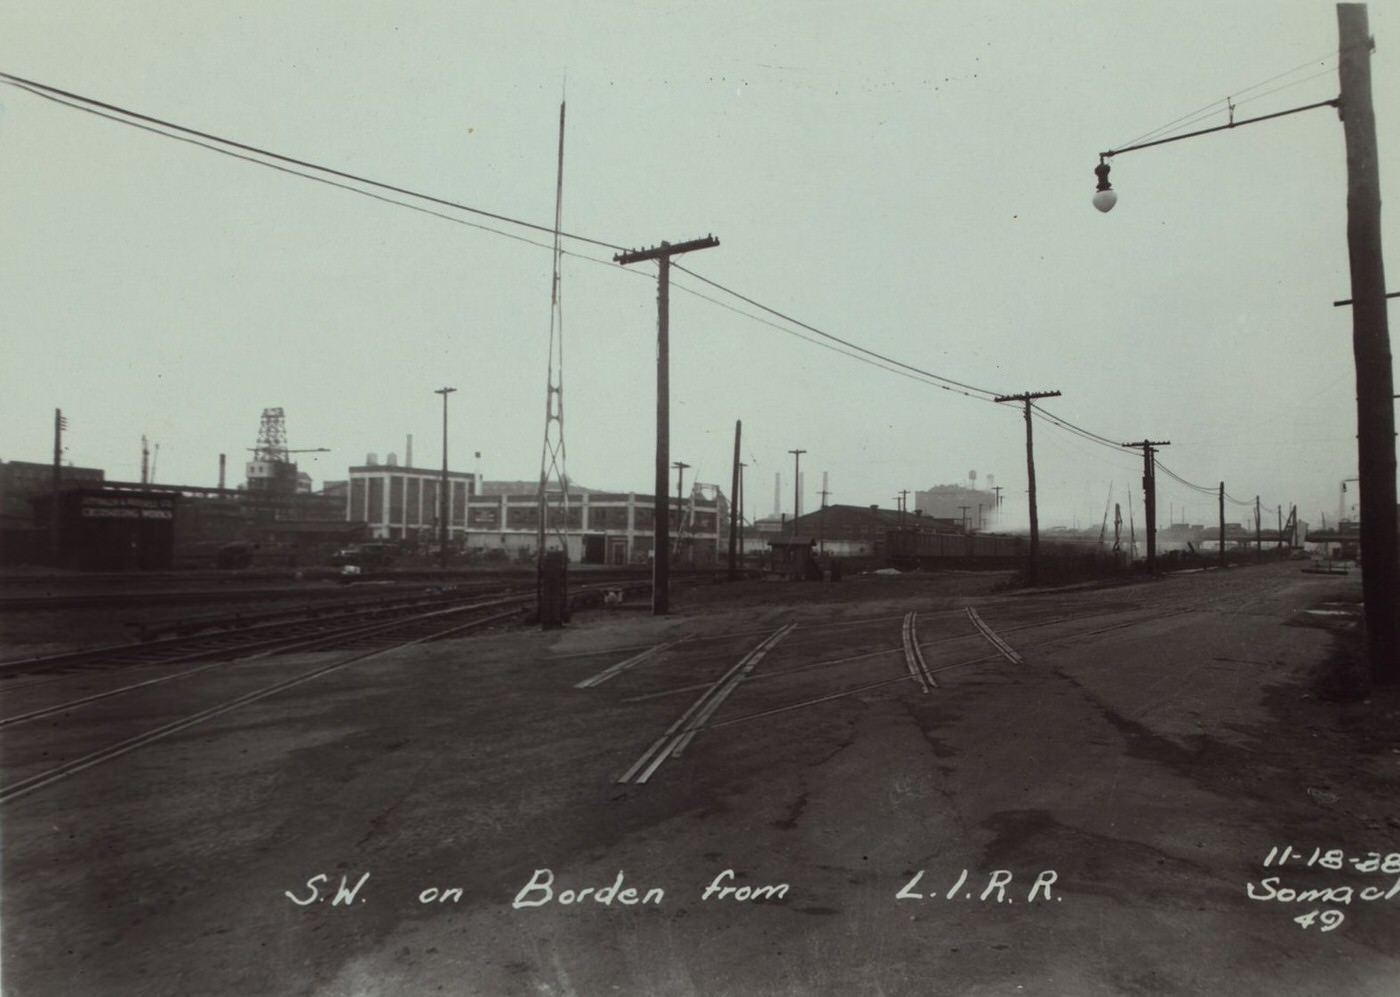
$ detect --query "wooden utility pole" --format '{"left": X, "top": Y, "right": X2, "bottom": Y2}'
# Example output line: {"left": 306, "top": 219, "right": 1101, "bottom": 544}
{"left": 738, "top": 462, "right": 747, "bottom": 563}
{"left": 996, "top": 390, "right": 1061, "bottom": 585}
{"left": 50, "top": 408, "right": 65, "bottom": 565}
{"left": 728, "top": 421, "right": 741, "bottom": 581}
{"left": 1218, "top": 482, "right": 1226, "bottom": 569}
{"left": 818, "top": 472, "right": 831, "bottom": 555}
{"left": 1120, "top": 440, "right": 1170, "bottom": 573}
{"left": 614, "top": 236, "right": 719, "bottom": 615}
{"left": 1338, "top": 4, "right": 1398, "bottom": 681}
{"left": 1260, "top": 495, "right": 1271, "bottom": 565}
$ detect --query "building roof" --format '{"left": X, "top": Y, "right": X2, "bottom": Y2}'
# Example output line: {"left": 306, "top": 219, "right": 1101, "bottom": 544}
{"left": 478, "top": 479, "right": 599, "bottom": 496}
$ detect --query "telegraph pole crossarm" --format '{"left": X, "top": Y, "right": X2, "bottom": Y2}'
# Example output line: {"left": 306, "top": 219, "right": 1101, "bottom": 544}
{"left": 995, "top": 390, "right": 1061, "bottom": 585}
{"left": 614, "top": 235, "right": 719, "bottom": 615}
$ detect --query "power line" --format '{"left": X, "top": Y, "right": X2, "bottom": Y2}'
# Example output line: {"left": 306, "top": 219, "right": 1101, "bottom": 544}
{"left": 668, "top": 274, "right": 1002, "bottom": 401}
{"left": 4, "top": 68, "right": 1013, "bottom": 406}
{"left": 1028, "top": 402, "right": 1126, "bottom": 454}
{"left": 1113, "top": 46, "right": 1340, "bottom": 151}
{"left": 673, "top": 263, "right": 1003, "bottom": 401}
{"left": 0, "top": 69, "right": 627, "bottom": 253}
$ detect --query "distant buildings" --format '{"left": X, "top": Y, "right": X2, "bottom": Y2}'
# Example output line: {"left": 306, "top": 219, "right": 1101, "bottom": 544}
{"left": 915, "top": 481, "right": 1000, "bottom": 531}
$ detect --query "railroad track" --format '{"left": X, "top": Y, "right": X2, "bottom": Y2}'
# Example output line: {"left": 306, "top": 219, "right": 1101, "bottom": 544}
{"left": 617, "top": 624, "right": 797, "bottom": 785}
{"left": 600, "top": 601, "right": 1200, "bottom": 784}
{"left": 0, "top": 575, "right": 652, "bottom": 681}
{"left": 0, "top": 584, "right": 652, "bottom": 806}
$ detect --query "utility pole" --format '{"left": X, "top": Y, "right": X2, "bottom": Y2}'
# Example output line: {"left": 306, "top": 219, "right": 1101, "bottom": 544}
{"left": 1260, "top": 495, "right": 1271, "bottom": 560}
{"left": 898, "top": 490, "right": 910, "bottom": 531}
{"left": 435, "top": 387, "right": 456, "bottom": 570}
{"left": 1338, "top": 4, "right": 1397, "bottom": 681}
{"left": 788, "top": 449, "right": 806, "bottom": 535}
{"left": 728, "top": 421, "right": 741, "bottom": 581}
{"left": 141, "top": 435, "right": 150, "bottom": 485}
{"left": 738, "top": 462, "right": 747, "bottom": 565}
{"left": 673, "top": 461, "right": 690, "bottom": 557}
{"left": 1120, "top": 440, "right": 1170, "bottom": 573}
{"left": 615, "top": 235, "right": 719, "bottom": 615}
{"left": 996, "top": 390, "right": 1061, "bottom": 585}
{"left": 1218, "top": 482, "right": 1226, "bottom": 569}
{"left": 818, "top": 472, "right": 830, "bottom": 555}
{"left": 50, "top": 408, "right": 65, "bottom": 566}
{"left": 959, "top": 505, "right": 970, "bottom": 533}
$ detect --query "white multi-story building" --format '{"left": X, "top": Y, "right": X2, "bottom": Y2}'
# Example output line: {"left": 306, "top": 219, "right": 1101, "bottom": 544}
{"left": 347, "top": 455, "right": 477, "bottom": 544}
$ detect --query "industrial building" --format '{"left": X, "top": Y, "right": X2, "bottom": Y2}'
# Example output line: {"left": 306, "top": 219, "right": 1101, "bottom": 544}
{"left": 464, "top": 484, "right": 727, "bottom": 567}
{"left": 347, "top": 456, "right": 476, "bottom": 546}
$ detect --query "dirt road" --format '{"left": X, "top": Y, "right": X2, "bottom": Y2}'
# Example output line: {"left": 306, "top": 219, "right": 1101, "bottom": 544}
{"left": 3, "top": 563, "right": 1396, "bottom": 995}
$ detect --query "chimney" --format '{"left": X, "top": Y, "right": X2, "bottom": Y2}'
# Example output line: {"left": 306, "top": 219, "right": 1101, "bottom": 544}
{"left": 218, "top": 453, "right": 226, "bottom": 490}
{"left": 406, "top": 434, "right": 413, "bottom": 468}
{"left": 774, "top": 473, "right": 781, "bottom": 516}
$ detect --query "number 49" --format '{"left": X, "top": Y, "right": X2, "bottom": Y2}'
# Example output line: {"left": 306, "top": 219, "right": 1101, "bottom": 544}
{"left": 1294, "top": 909, "right": 1345, "bottom": 931}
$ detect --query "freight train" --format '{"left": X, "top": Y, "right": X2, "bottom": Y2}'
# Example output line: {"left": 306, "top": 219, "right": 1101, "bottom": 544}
{"left": 885, "top": 529, "right": 1027, "bottom": 569}
{"left": 886, "top": 528, "right": 1116, "bottom": 569}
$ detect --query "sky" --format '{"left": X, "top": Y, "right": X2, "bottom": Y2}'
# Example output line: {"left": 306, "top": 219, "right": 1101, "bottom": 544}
{"left": 0, "top": 1, "right": 1394, "bottom": 534}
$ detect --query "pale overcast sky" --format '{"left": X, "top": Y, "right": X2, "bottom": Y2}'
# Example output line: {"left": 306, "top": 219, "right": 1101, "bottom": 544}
{"left": 1, "top": 2, "right": 1394, "bottom": 531}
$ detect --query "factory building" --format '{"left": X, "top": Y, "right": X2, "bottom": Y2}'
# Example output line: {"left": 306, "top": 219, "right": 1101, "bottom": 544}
{"left": 348, "top": 455, "right": 477, "bottom": 545}
{"left": 465, "top": 485, "right": 727, "bottom": 567}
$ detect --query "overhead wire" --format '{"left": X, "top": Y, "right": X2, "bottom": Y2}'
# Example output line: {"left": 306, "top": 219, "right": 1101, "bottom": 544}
{"left": 2, "top": 68, "right": 1009, "bottom": 408}
{"left": 0, "top": 69, "right": 628, "bottom": 253}
{"left": 1112, "top": 46, "right": 1339, "bottom": 151}
{"left": 673, "top": 263, "right": 1004, "bottom": 402}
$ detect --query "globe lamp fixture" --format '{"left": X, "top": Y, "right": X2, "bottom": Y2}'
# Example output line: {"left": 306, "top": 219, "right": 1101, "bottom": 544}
{"left": 1093, "top": 159, "right": 1117, "bottom": 213}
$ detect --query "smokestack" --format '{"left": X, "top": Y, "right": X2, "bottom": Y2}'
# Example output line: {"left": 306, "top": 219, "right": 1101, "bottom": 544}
{"left": 406, "top": 434, "right": 413, "bottom": 468}
{"left": 774, "top": 473, "right": 781, "bottom": 516}
{"left": 219, "top": 453, "right": 226, "bottom": 490}
{"left": 821, "top": 471, "right": 828, "bottom": 508}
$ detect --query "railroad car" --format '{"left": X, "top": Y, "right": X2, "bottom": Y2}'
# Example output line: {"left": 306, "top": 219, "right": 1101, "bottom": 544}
{"left": 886, "top": 529, "right": 1025, "bottom": 569}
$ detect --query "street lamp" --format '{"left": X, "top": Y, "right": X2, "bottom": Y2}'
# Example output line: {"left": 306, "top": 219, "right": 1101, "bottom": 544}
{"left": 435, "top": 387, "right": 456, "bottom": 570}
{"left": 1090, "top": 5, "right": 1395, "bottom": 680}
{"left": 1092, "top": 159, "right": 1117, "bottom": 213}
